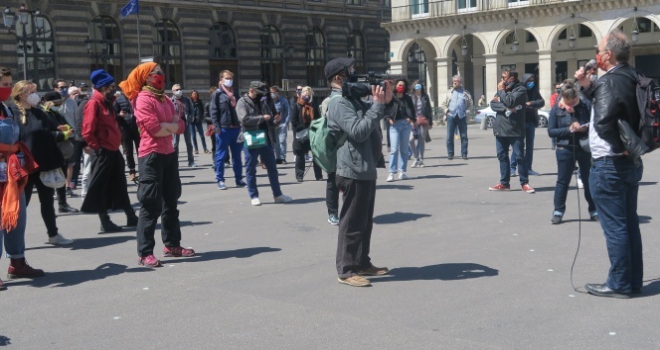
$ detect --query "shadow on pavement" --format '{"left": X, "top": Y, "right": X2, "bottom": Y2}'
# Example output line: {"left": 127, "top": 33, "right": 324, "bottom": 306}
{"left": 155, "top": 221, "right": 212, "bottom": 230}
{"left": 0, "top": 335, "right": 10, "bottom": 346}
{"left": 6, "top": 263, "right": 152, "bottom": 288}
{"left": 374, "top": 212, "right": 431, "bottom": 224}
{"left": 165, "top": 247, "right": 281, "bottom": 264}
{"left": 376, "top": 184, "right": 414, "bottom": 190}
{"left": 26, "top": 236, "right": 136, "bottom": 251}
{"left": 289, "top": 197, "right": 325, "bottom": 205}
{"left": 412, "top": 174, "right": 461, "bottom": 180}
{"left": 182, "top": 181, "right": 218, "bottom": 186}
{"left": 419, "top": 164, "right": 467, "bottom": 168}
{"left": 370, "top": 263, "right": 499, "bottom": 283}
{"left": 639, "top": 215, "right": 652, "bottom": 224}
{"left": 638, "top": 280, "right": 660, "bottom": 298}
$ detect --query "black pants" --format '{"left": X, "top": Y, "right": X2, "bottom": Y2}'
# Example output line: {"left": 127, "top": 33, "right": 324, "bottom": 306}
{"left": 173, "top": 123, "right": 194, "bottom": 165}
{"left": 55, "top": 164, "right": 70, "bottom": 207}
{"left": 136, "top": 152, "right": 182, "bottom": 257}
{"left": 294, "top": 149, "right": 322, "bottom": 180}
{"left": 335, "top": 175, "right": 377, "bottom": 278}
{"left": 326, "top": 172, "right": 339, "bottom": 216}
{"left": 71, "top": 140, "right": 85, "bottom": 188}
{"left": 24, "top": 172, "right": 59, "bottom": 237}
{"left": 122, "top": 118, "right": 141, "bottom": 173}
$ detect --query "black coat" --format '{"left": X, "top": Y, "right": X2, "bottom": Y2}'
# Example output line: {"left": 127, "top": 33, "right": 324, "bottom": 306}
{"left": 290, "top": 99, "right": 319, "bottom": 153}
{"left": 548, "top": 97, "right": 591, "bottom": 147}
{"left": 11, "top": 106, "right": 64, "bottom": 172}
{"left": 524, "top": 87, "right": 545, "bottom": 126}
{"left": 493, "top": 82, "right": 528, "bottom": 138}
{"left": 191, "top": 99, "right": 204, "bottom": 124}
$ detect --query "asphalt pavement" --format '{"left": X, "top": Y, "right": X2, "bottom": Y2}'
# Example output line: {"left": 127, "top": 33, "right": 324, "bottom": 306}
{"left": 1, "top": 125, "right": 659, "bottom": 349}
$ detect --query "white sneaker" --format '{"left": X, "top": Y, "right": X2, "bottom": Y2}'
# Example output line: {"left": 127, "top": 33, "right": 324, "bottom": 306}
{"left": 577, "top": 178, "right": 584, "bottom": 189}
{"left": 411, "top": 160, "right": 419, "bottom": 168}
{"left": 47, "top": 234, "right": 73, "bottom": 245}
{"left": 386, "top": 173, "right": 395, "bottom": 182}
{"left": 251, "top": 198, "right": 262, "bottom": 206}
{"left": 418, "top": 161, "right": 425, "bottom": 168}
{"left": 274, "top": 194, "right": 292, "bottom": 203}
{"left": 398, "top": 172, "right": 409, "bottom": 180}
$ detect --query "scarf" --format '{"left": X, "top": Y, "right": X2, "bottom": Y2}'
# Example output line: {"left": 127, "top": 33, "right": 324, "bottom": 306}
{"left": 221, "top": 85, "right": 236, "bottom": 108}
{"left": 558, "top": 100, "right": 574, "bottom": 114}
{"left": 142, "top": 86, "right": 166, "bottom": 102}
{"left": 298, "top": 98, "right": 314, "bottom": 124}
{"left": 0, "top": 142, "right": 37, "bottom": 232}
{"left": 118, "top": 62, "right": 158, "bottom": 100}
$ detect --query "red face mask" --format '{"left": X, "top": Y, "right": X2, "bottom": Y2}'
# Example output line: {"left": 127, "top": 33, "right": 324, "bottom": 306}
{"left": 596, "top": 52, "right": 607, "bottom": 71}
{"left": 396, "top": 86, "right": 405, "bottom": 94}
{"left": 150, "top": 75, "right": 165, "bottom": 90}
{"left": 0, "top": 87, "right": 11, "bottom": 101}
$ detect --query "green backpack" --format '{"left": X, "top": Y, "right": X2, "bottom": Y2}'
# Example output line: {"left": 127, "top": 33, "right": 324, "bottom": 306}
{"left": 310, "top": 94, "right": 354, "bottom": 173}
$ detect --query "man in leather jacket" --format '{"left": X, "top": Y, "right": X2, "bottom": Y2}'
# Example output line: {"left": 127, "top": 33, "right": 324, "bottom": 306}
{"left": 489, "top": 70, "right": 535, "bottom": 193}
{"left": 510, "top": 73, "right": 544, "bottom": 176}
{"left": 575, "top": 29, "right": 644, "bottom": 299}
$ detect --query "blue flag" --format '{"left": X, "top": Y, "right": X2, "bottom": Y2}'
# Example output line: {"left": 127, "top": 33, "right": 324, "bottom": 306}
{"left": 121, "top": 0, "right": 139, "bottom": 19}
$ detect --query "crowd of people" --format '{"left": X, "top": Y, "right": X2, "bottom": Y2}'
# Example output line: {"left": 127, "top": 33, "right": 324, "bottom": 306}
{"left": 0, "top": 29, "right": 647, "bottom": 297}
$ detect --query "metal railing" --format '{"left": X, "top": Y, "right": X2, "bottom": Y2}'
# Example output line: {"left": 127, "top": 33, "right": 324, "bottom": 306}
{"left": 389, "top": 0, "right": 579, "bottom": 22}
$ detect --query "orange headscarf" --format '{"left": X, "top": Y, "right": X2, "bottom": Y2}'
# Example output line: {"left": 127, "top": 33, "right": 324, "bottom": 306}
{"left": 118, "top": 62, "right": 158, "bottom": 101}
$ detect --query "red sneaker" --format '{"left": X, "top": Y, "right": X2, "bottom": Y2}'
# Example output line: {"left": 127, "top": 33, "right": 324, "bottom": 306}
{"left": 522, "top": 184, "right": 536, "bottom": 193}
{"left": 489, "top": 183, "right": 510, "bottom": 191}
{"left": 138, "top": 254, "right": 162, "bottom": 267}
{"left": 163, "top": 246, "right": 196, "bottom": 258}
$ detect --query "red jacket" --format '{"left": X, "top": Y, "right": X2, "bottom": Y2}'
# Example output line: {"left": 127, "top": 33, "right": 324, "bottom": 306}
{"left": 83, "top": 90, "right": 122, "bottom": 151}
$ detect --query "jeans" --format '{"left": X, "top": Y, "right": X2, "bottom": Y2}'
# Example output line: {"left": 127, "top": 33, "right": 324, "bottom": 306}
{"left": 244, "top": 144, "right": 282, "bottom": 199}
{"left": 173, "top": 123, "right": 194, "bottom": 165}
{"left": 214, "top": 128, "right": 243, "bottom": 183}
{"left": 511, "top": 121, "right": 536, "bottom": 171}
{"left": 409, "top": 125, "right": 428, "bottom": 161}
{"left": 136, "top": 152, "right": 182, "bottom": 257}
{"left": 24, "top": 172, "right": 59, "bottom": 237}
{"left": 553, "top": 146, "right": 595, "bottom": 214}
{"left": 81, "top": 151, "right": 97, "bottom": 199}
{"left": 495, "top": 136, "right": 528, "bottom": 186}
{"left": 0, "top": 193, "right": 26, "bottom": 259}
{"left": 274, "top": 124, "right": 288, "bottom": 160}
{"left": 189, "top": 121, "right": 208, "bottom": 152}
{"left": 326, "top": 172, "right": 339, "bottom": 216}
{"left": 388, "top": 119, "right": 411, "bottom": 173}
{"left": 589, "top": 157, "right": 644, "bottom": 293}
{"left": 446, "top": 116, "right": 468, "bottom": 157}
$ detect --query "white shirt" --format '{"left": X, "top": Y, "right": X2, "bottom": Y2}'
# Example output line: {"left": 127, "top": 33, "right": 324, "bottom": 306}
{"left": 588, "top": 65, "right": 625, "bottom": 159}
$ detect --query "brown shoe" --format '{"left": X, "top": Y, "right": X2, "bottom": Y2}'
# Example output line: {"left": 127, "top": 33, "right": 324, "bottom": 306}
{"left": 128, "top": 173, "right": 136, "bottom": 182}
{"left": 8, "top": 258, "right": 45, "bottom": 279}
{"left": 358, "top": 266, "right": 389, "bottom": 276}
{"left": 338, "top": 275, "right": 371, "bottom": 287}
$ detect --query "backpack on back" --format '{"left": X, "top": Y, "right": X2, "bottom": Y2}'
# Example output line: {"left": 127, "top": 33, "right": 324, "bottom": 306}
{"left": 635, "top": 75, "right": 660, "bottom": 153}
{"left": 310, "top": 94, "right": 352, "bottom": 173}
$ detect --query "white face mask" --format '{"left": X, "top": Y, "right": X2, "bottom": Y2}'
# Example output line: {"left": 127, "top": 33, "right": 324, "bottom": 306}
{"left": 270, "top": 93, "right": 277, "bottom": 99}
{"left": 223, "top": 79, "right": 233, "bottom": 88}
{"left": 173, "top": 90, "right": 183, "bottom": 98}
{"left": 26, "top": 93, "right": 41, "bottom": 107}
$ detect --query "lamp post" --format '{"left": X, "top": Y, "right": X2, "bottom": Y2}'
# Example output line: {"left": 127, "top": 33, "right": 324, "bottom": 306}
{"left": 631, "top": 7, "right": 639, "bottom": 44}
{"left": 6, "top": 5, "right": 43, "bottom": 82}
{"left": 512, "top": 20, "right": 520, "bottom": 53}
{"left": 281, "top": 45, "right": 294, "bottom": 88}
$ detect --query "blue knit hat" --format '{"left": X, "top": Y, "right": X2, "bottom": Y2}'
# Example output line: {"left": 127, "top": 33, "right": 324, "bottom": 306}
{"left": 90, "top": 69, "right": 115, "bottom": 89}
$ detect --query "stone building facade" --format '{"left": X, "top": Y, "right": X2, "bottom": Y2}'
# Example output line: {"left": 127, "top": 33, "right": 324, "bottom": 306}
{"left": 0, "top": 0, "right": 391, "bottom": 93}
{"left": 384, "top": 0, "right": 660, "bottom": 107}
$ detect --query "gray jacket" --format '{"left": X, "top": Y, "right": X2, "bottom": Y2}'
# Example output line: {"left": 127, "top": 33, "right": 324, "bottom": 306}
{"left": 327, "top": 89, "right": 390, "bottom": 181}
{"left": 236, "top": 95, "right": 279, "bottom": 143}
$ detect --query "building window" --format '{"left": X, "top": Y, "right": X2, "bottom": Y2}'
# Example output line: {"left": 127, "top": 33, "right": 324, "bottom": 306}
{"left": 153, "top": 19, "right": 183, "bottom": 87}
{"left": 558, "top": 29, "right": 567, "bottom": 40}
{"left": 306, "top": 28, "right": 325, "bottom": 87}
{"left": 407, "top": 43, "right": 426, "bottom": 85}
{"left": 412, "top": 0, "right": 428, "bottom": 17}
{"left": 87, "top": 16, "right": 122, "bottom": 81}
{"left": 210, "top": 22, "right": 237, "bottom": 59}
{"left": 578, "top": 24, "right": 593, "bottom": 38}
{"left": 346, "top": 0, "right": 362, "bottom": 4}
{"left": 525, "top": 31, "right": 536, "bottom": 43}
{"left": 347, "top": 30, "right": 365, "bottom": 73}
{"left": 458, "top": 0, "right": 477, "bottom": 12}
{"left": 15, "top": 11, "right": 55, "bottom": 90}
{"left": 638, "top": 18, "right": 653, "bottom": 33}
{"left": 260, "top": 25, "right": 283, "bottom": 87}
{"left": 508, "top": 0, "right": 530, "bottom": 7}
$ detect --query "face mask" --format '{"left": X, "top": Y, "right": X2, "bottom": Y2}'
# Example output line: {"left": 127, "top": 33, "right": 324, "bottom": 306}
{"left": 596, "top": 52, "right": 607, "bottom": 71}
{"left": 302, "top": 96, "right": 310, "bottom": 103}
{"left": 151, "top": 75, "right": 165, "bottom": 90}
{"left": 270, "top": 93, "right": 277, "bottom": 99}
{"left": 253, "top": 93, "right": 263, "bottom": 101}
{"left": 296, "top": 89, "right": 302, "bottom": 95}
{"left": 396, "top": 86, "right": 405, "bottom": 94}
{"left": 0, "top": 87, "right": 11, "bottom": 101}
{"left": 173, "top": 90, "right": 183, "bottom": 98}
{"left": 26, "top": 93, "right": 41, "bottom": 107}
{"left": 223, "top": 79, "right": 233, "bottom": 88}
{"left": 526, "top": 82, "right": 535, "bottom": 90}
{"left": 556, "top": 89, "right": 561, "bottom": 94}
{"left": 51, "top": 106, "right": 60, "bottom": 112}
{"left": 414, "top": 84, "right": 422, "bottom": 91}
{"left": 59, "top": 89, "right": 68, "bottom": 98}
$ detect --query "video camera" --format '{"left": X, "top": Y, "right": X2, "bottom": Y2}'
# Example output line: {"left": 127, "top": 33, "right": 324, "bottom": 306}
{"left": 342, "top": 71, "right": 406, "bottom": 99}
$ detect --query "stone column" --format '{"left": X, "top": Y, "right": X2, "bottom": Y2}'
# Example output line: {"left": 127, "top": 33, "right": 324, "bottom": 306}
{"left": 484, "top": 53, "right": 499, "bottom": 100}
{"left": 435, "top": 57, "right": 449, "bottom": 106}
{"left": 537, "top": 50, "right": 553, "bottom": 105}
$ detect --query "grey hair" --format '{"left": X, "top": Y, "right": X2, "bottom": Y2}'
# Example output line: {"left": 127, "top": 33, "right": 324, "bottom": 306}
{"left": 605, "top": 29, "right": 631, "bottom": 64}
{"left": 452, "top": 75, "right": 463, "bottom": 82}
{"left": 560, "top": 79, "right": 579, "bottom": 101}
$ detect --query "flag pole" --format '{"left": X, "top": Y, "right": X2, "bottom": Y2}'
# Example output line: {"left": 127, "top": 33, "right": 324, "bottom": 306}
{"left": 136, "top": 11, "right": 142, "bottom": 63}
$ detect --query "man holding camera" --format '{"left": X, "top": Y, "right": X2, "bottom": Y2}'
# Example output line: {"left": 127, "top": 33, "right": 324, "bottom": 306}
{"left": 488, "top": 70, "right": 535, "bottom": 193}
{"left": 575, "top": 29, "right": 643, "bottom": 299}
{"left": 325, "top": 57, "right": 393, "bottom": 287}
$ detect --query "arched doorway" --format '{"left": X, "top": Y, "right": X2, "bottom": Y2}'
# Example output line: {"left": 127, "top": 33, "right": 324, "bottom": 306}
{"left": 15, "top": 11, "right": 55, "bottom": 90}
{"left": 153, "top": 19, "right": 183, "bottom": 87}
{"left": 402, "top": 38, "right": 437, "bottom": 105}
{"left": 210, "top": 22, "right": 238, "bottom": 87}
{"left": 616, "top": 16, "right": 660, "bottom": 82}
{"left": 87, "top": 16, "right": 123, "bottom": 80}
{"left": 550, "top": 23, "right": 598, "bottom": 86}
{"left": 447, "top": 33, "right": 487, "bottom": 101}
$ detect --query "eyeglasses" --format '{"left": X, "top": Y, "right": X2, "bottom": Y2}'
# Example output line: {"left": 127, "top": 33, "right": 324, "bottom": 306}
{"left": 596, "top": 48, "right": 607, "bottom": 55}
{"left": 150, "top": 71, "right": 164, "bottom": 76}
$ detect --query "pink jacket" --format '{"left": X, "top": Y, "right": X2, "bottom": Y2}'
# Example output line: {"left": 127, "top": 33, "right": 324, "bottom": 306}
{"left": 133, "top": 90, "right": 184, "bottom": 157}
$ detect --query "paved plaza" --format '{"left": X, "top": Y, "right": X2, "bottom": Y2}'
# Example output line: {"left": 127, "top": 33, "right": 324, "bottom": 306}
{"left": 1, "top": 125, "right": 659, "bottom": 349}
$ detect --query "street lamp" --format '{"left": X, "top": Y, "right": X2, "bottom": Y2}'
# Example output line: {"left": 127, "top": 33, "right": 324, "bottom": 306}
{"left": 8, "top": 5, "right": 44, "bottom": 81}
{"left": 2, "top": 7, "right": 14, "bottom": 32}
{"left": 461, "top": 25, "right": 468, "bottom": 56}
{"left": 631, "top": 7, "right": 639, "bottom": 44}
{"left": 281, "top": 45, "right": 294, "bottom": 86}
{"left": 568, "top": 14, "right": 576, "bottom": 49}
{"left": 512, "top": 20, "right": 520, "bottom": 53}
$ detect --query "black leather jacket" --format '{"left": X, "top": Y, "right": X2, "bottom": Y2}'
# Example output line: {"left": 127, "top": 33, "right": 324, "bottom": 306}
{"left": 548, "top": 97, "right": 591, "bottom": 147}
{"left": 581, "top": 64, "right": 640, "bottom": 154}
{"left": 493, "top": 81, "right": 528, "bottom": 138}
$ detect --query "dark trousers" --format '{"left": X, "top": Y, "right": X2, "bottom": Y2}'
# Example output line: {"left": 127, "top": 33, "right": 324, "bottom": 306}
{"left": 495, "top": 136, "right": 528, "bottom": 186}
{"left": 173, "top": 123, "right": 194, "bottom": 165}
{"left": 335, "top": 175, "right": 376, "bottom": 278}
{"left": 553, "top": 146, "right": 595, "bottom": 214}
{"left": 24, "top": 172, "right": 59, "bottom": 237}
{"left": 511, "top": 121, "right": 536, "bottom": 171}
{"left": 326, "top": 172, "right": 339, "bottom": 216}
{"left": 189, "top": 121, "right": 208, "bottom": 152}
{"left": 121, "top": 118, "right": 141, "bottom": 173}
{"left": 71, "top": 140, "right": 85, "bottom": 188}
{"left": 446, "top": 116, "right": 468, "bottom": 157}
{"left": 244, "top": 144, "right": 282, "bottom": 199}
{"left": 55, "top": 164, "right": 70, "bottom": 207}
{"left": 589, "top": 157, "right": 643, "bottom": 293}
{"left": 136, "top": 152, "right": 182, "bottom": 257}
{"left": 210, "top": 127, "right": 217, "bottom": 167}
{"left": 93, "top": 151, "right": 133, "bottom": 220}
{"left": 294, "top": 148, "right": 322, "bottom": 180}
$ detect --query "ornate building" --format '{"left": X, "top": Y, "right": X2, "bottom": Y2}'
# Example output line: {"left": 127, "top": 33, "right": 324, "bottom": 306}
{"left": 0, "top": 0, "right": 391, "bottom": 92}
{"left": 384, "top": 0, "right": 660, "bottom": 106}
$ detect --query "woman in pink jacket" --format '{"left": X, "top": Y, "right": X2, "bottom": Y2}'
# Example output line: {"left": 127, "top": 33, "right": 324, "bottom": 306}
{"left": 119, "top": 62, "right": 195, "bottom": 268}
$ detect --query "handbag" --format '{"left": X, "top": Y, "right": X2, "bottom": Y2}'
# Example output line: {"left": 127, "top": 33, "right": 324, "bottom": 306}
{"left": 39, "top": 168, "right": 66, "bottom": 189}
{"left": 295, "top": 128, "right": 309, "bottom": 142}
{"left": 416, "top": 116, "right": 430, "bottom": 126}
{"left": 244, "top": 129, "right": 267, "bottom": 149}
{"left": 58, "top": 140, "right": 74, "bottom": 159}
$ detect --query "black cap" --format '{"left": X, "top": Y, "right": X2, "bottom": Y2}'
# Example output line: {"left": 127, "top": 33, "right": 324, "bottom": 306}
{"left": 325, "top": 57, "right": 355, "bottom": 80}
{"left": 43, "top": 91, "right": 63, "bottom": 102}
{"left": 249, "top": 81, "right": 268, "bottom": 94}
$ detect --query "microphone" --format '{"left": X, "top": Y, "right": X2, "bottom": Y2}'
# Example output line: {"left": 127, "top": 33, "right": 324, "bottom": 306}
{"left": 584, "top": 59, "right": 597, "bottom": 72}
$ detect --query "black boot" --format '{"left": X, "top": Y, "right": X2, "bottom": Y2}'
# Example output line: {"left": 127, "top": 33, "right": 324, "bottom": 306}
{"left": 125, "top": 211, "right": 138, "bottom": 228}
{"left": 100, "top": 215, "right": 122, "bottom": 234}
